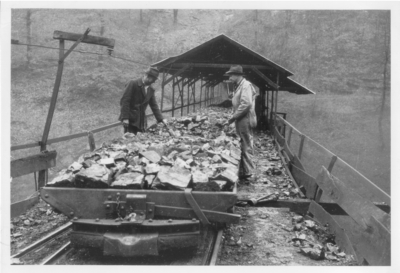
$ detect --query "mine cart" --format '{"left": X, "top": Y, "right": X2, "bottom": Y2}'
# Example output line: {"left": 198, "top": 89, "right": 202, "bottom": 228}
{"left": 41, "top": 186, "right": 239, "bottom": 256}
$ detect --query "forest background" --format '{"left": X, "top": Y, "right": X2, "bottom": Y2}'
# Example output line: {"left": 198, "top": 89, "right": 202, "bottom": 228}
{"left": 9, "top": 9, "right": 390, "bottom": 203}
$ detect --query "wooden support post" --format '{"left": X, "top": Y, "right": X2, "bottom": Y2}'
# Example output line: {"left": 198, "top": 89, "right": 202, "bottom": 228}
{"left": 251, "top": 67, "right": 279, "bottom": 90}
{"left": 88, "top": 131, "right": 96, "bottom": 152}
{"left": 200, "top": 78, "right": 203, "bottom": 108}
{"left": 327, "top": 155, "right": 338, "bottom": 173}
{"left": 192, "top": 80, "right": 197, "bottom": 112}
{"left": 266, "top": 89, "right": 269, "bottom": 126}
{"left": 287, "top": 127, "right": 293, "bottom": 145}
{"left": 298, "top": 134, "right": 306, "bottom": 159}
{"left": 172, "top": 77, "right": 175, "bottom": 117}
{"left": 187, "top": 78, "right": 190, "bottom": 114}
{"left": 181, "top": 79, "right": 184, "bottom": 116}
{"left": 270, "top": 90, "right": 274, "bottom": 122}
{"left": 275, "top": 73, "right": 279, "bottom": 114}
{"left": 163, "top": 64, "right": 190, "bottom": 85}
{"left": 161, "top": 72, "right": 165, "bottom": 112}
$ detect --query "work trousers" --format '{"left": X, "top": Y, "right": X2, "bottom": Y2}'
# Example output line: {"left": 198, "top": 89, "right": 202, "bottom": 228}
{"left": 124, "top": 124, "right": 143, "bottom": 135}
{"left": 236, "top": 118, "right": 255, "bottom": 178}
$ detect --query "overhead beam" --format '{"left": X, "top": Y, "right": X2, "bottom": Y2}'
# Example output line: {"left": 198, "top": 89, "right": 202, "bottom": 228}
{"left": 170, "top": 63, "right": 272, "bottom": 70}
{"left": 164, "top": 64, "right": 191, "bottom": 85}
{"left": 252, "top": 67, "right": 279, "bottom": 90}
{"left": 53, "top": 30, "right": 115, "bottom": 48}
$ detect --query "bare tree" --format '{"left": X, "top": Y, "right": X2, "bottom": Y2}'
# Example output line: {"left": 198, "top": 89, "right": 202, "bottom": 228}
{"left": 26, "top": 10, "right": 33, "bottom": 67}
{"left": 98, "top": 11, "right": 105, "bottom": 66}
{"left": 173, "top": 10, "right": 178, "bottom": 24}
{"left": 378, "top": 13, "right": 390, "bottom": 150}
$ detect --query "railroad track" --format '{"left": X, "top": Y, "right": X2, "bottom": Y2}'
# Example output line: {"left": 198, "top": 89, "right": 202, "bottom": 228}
{"left": 11, "top": 223, "right": 224, "bottom": 265}
{"left": 11, "top": 222, "right": 73, "bottom": 265}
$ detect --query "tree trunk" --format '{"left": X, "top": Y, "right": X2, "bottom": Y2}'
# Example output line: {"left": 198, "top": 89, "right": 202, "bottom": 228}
{"left": 98, "top": 11, "right": 105, "bottom": 66}
{"left": 173, "top": 10, "right": 178, "bottom": 24}
{"left": 26, "top": 10, "right": 32, "bottom": 68}
{"left": 378, "top": 14, "right": 390, "bottom": 150}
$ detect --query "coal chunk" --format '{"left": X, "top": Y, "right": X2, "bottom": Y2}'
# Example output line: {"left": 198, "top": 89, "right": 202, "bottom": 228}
{"left": 47, "top": 169, "right": 75, "bottom": 187}
{"left": 75, "top": 164, "right": 111, "bottom": 188}
{"left": 111, "top": 172, "right": 144, "bottom": 189}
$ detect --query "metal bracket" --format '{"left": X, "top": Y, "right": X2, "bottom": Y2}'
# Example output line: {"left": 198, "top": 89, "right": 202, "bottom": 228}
{"left": 184, "top": 189, "right": 210, "bottom": 226}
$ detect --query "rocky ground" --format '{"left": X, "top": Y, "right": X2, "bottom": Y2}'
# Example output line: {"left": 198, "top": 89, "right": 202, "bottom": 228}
{"left": 10, "top": 106, "right": 356, "bottom": 266}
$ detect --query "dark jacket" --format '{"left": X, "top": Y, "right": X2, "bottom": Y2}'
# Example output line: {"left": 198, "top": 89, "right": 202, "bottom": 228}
{"left": 119, "top": 78, "right": 163, "bottom": 130}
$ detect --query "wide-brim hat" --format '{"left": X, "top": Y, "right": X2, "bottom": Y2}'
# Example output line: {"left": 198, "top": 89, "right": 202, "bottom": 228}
{"left": 224, "top": 65, "right": 244, "bottom": 76}
{"left": 145, "top": 67, "right": 160, "bottom": 80}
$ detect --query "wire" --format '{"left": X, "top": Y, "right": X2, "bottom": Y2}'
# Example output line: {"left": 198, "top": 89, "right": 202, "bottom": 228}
{"left": 12, "top": 41, "right": 149, "bottom": 66}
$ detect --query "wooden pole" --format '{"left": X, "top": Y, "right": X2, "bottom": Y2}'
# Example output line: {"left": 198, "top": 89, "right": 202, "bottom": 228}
{"left": 275, "top": 73, "right": 279, "bottom": 114}
{"left": 161, "top": 72, "right": 165, "bottom": 112}
{"left": 38, "top": 39, "right": 65, "bottom": 188}
{"left": 180, "top": 79, "right": 184, "bottom": 117}
{"left": 200, "top": 78, "right": 203, "bottom": 109}
{"left": 172, "top": 77, "right": 175, "bottom": 117}
{"left": 270, "top": 90, "right": 274, "bottom": 122}
{"left": 193, "top": 81, "right": 196, "bottom": 112}
{"left": 187, "top": 78, "right": 190, "bottom": 114}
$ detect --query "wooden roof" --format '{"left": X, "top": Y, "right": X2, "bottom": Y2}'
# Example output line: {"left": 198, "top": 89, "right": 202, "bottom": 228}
{"left": 152, "top": 34, "right": 314, "bottom": 95}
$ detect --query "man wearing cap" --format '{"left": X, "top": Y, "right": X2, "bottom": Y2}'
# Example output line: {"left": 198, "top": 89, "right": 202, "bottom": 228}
{"left": 224, "top": 65, "right": 257, "bottom": 183}
{"left": 119, "top": 67, "right": 168, "bottom": 134}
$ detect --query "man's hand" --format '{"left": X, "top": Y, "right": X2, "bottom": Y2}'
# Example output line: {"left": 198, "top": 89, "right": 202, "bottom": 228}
{"left": 162, "top": 119, "right": 168, "bottom": 126}
{"left": 122, "top": 119, "right": 129, "bottom": 128}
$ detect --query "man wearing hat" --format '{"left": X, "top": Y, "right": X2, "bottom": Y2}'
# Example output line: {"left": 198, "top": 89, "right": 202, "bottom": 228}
{"left": 119, "top": 67, "right": 168, "bottom": 134}
{"left": 224, "top": 65, "right": 257, "bottom": 183}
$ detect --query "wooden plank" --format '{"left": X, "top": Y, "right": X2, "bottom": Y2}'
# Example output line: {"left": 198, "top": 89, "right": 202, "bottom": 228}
{"left": 283, "top": 139, "right": 294, "bottom": 161}
{"left": 291, "top": 164, "right": 318, "bottom": 199}
{"left": 59, "top": 28, "right": 91, "bottom": 62}
{"left": 11, "top": 142, "right": 39, "bottom": 151}
{"left": 53, "top": 30, "right": 115, "bottom": 48}
{"left": 315, "top": 167, "right": 390, "bottom": 230}
{"left": 275, "top": 141, "right": 305, "bottom": 198}
{"left": 334, "top": 158, "right": 390, "bottom": 205}
{"left": 298, "top": 134, "right": 305, "bottom": 159}
{"left": 308, "top": 201, "right": 358, "bottom": 261}
{"left": 11, "top": 194, "right": 40, "bottom": 218}
{"left": 11, "top": 151, "right": 57, "bottom": 178}
{"left": 273, "top": 126, "right": 285, "bottom": 147}
{"left": 163, "top": 64, "right": 190, "bottom": 85}
{"left": 333, "top": 214, "right": 391, "bottom": 265}
{"left": 292, "top": 155, "right": 305, "bottom": 171}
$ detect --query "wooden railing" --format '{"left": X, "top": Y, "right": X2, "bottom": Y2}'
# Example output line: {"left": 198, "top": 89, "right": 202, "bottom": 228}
{"left": 272, "top": 113, "right": 391, "bottom": 265}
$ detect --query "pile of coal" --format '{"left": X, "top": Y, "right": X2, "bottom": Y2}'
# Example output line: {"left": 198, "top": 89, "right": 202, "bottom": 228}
{"left": 47, "top": 109, "right": 240, "bottom": 192}
{"left": 290, "top": 216, "right": 350, "bottom": 262}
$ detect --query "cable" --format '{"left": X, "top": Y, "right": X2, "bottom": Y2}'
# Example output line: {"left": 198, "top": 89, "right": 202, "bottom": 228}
{"left": 12, "top": 41, "right": 149, "bottom": 66}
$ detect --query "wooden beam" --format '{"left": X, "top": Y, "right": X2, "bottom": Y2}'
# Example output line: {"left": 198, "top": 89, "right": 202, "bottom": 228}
{"left": 290, "top": 163, "right": 318, "bottom": 199}
{"left": 315, "top": 167, "right": 390, "bottom": 230}
{"left": 170, "top": 63, "right": 272, "bottom": 70}
{"left": 53, "top": 30, "right": 115, "bottom": 48}
{"left": 11, "top": 151, "right": 57, "bottom": 178}
{"left": 164, "top": 64, "right": 190, "bottom": 85}
{"left": 11, "top": 194, "right": 40, "bottom": 218}
{"left": 252, "top": 67, "right": 279, "bottom": 90}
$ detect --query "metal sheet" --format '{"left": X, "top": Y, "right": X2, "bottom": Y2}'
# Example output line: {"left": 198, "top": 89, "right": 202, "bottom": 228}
{"left": 41, "top": 187, "right": 237, "bottom": 220}
{"left": 103, "top": 232, "right": 158, "bottom": 257}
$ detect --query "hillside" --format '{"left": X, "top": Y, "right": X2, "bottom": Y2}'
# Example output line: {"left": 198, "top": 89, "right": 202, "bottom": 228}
{"left": 10, "top": 9, "right": 390, "bottom": 201}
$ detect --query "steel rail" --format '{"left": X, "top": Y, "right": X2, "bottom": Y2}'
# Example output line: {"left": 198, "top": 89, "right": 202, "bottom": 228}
{"left": 209, "top": 229, "right": 223, "bottom": 265}
{"left": 11, "top": 222, "right": 72, "bottom": 259}
{"left": 41, "top": 242, "right": 72, "bottom": 265}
